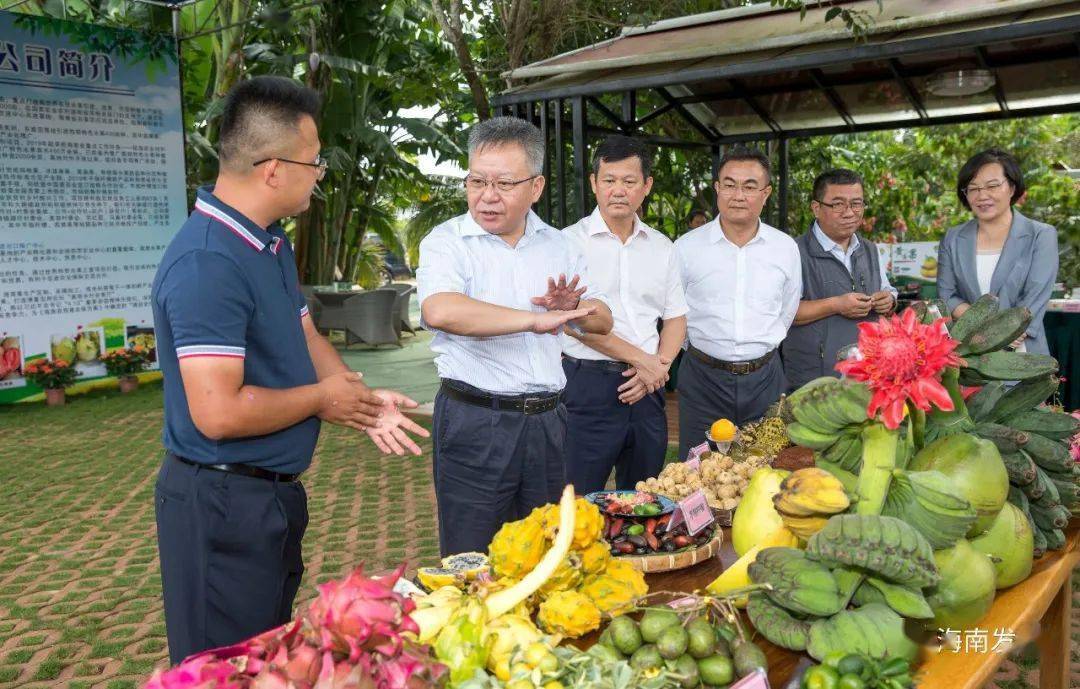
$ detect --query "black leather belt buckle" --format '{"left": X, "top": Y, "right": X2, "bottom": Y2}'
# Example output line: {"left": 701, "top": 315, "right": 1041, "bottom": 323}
{"left": 731, "top": 361, "right": 752, "bottom": 375}
{"left": 522, "top": 396, "right": 556, "bottom": 415}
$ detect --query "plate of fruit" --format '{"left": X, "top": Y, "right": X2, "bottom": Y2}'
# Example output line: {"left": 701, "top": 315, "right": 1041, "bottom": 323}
{"left": 585, "top": 490, "right": 676, "bottom": 517}
{"left": 603, "top": 513, "right": 717, "bottom": 557}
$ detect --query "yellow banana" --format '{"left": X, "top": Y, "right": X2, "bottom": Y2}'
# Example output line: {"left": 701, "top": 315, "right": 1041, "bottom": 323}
{"left": 777, "top": 512, "right": 830, "bottom": 540}
{"left": 772, "top": 468, "right": 850, "bottom": 517}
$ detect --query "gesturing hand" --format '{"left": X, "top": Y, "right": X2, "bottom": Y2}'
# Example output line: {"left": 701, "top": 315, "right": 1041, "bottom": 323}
{"left": 531, "top": 273, "right": 587, "bottom": 312}
{"left": 531, "top": 306, "right": 597, "bottom": 336}
{"left": 364, "top": 389, "right": 431, "bottom": 456}
{"left": 318, "top": 371, "right": 385, "bottom": 430}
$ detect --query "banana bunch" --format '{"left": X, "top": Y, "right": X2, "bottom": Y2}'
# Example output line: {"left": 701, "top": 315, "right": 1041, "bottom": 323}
{"left": 881, "top": 469, "right": 977, "bottom": 550}
{"left": 785, "top": 377, "right": 872, "bottom": 472}
{"left": 772, "top": 468, "right": 851, "bottom": 539}
{"left": 934, "top": 294, "right": 1080, "bottom": 555}
{"left": 741, "top": 528, "right": 927, "bottom": 661}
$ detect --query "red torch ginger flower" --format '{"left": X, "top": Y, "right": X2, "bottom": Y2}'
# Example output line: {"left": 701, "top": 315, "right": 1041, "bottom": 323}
{"left": 836, "top": 309, "right": 961, "bottom": 429}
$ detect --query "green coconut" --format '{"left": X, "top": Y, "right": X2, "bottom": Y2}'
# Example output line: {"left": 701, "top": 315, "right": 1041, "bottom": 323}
{"left": 969, "top": 502, "right": 1034, "bottom": 589}
{"left": 909, "top": 434, "right": 1007, "bottom": 537}
{"left": 924, "top": 539, "right": 996, "bottom": 630}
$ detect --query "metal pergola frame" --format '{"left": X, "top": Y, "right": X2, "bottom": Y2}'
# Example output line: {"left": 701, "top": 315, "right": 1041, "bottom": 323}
{"left": 492, "top": 6, "right": 1080, "bottom": 232}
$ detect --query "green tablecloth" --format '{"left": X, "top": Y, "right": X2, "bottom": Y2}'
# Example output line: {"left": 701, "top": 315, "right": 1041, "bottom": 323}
{"left": 1045, "top": 311, "right": 1080, "bottom": 412}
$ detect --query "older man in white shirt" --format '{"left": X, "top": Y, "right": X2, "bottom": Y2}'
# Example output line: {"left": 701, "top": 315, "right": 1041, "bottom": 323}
{"left": 674, "top": 147, "right": 801, "bottom": 460}
{"left": 561, "top": 135, "right": 688, "bottom": 494}
{"left": 417, "top": 117, "right": 613, "bottom": 555}
{"left": 783, "top": 168, "right": 897, "bottom": 390}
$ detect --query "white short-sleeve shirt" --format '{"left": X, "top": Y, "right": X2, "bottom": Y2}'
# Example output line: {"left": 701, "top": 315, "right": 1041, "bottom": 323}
{"left": 417, "top": 210, "right": 608, "bottom": 394}
{"left": 560, "top": 207, "right": 688, "bottom": 361}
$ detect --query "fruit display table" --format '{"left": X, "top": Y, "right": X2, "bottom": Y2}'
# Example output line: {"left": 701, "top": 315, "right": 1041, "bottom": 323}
{"left": 614, "top": 525, "right": 1079, "bottom": 688}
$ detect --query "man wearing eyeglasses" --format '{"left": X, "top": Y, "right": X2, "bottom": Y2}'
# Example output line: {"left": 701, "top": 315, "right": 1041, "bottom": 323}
{"left": 417, "top": 117, "right": 613, "bottom": 556}
{"left": 782, "top": 168, "right": 897, "bottom": 391}
{"left": 150, "top": 76, "right": 428, "bottom": 664}
{"left": 673, "top": 147, "right": 801, "bottom": 460}
{"left": 558, "top": 135, "right": 687, "bottom": 494}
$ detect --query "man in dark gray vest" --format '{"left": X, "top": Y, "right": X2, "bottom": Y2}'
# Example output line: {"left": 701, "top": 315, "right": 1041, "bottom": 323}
{"left": 783, "top": 169, "right": 897, "bottom": 391}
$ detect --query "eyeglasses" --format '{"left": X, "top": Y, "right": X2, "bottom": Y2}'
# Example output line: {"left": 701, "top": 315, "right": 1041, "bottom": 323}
{"left": 463, "top": 174, "right": 539, "bottom": 193}
{"left": 253, "top": 155, "right": 328, "bottom": 180}
{"left": 717, "top": 182, "right": 769, "bottom": 197}
{"left": 817, "top": 199, "right": 866, "bottom": 214}
{"left": 962, "top": 179, "right": 1007, "bottom": 198}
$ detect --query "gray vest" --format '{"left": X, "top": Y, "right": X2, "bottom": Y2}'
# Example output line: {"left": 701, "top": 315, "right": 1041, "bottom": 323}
{"left": 782, "top": 230, "right": 882, "bottom": 390}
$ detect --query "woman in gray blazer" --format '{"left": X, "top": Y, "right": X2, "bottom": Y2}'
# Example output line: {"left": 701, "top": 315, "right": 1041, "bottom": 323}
{"left": 937, "top": 148, "right": 1059, "bottom": 354}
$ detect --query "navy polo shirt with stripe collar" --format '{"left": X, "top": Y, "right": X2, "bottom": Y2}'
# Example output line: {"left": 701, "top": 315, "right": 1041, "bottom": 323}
{"left": 151, "top": 186, "right": 320, "bottom": 474}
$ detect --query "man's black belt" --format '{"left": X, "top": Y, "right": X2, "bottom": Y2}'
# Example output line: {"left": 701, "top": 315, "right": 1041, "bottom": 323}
{"left": 562, "top": 354, "right": 631, "bottom": 373}
{"left": 688, "top": 345, "right": 776, "bottom": 376}
{"left": 440, "top": 381, "right": 560, "bottom": 415}
{"left": 170, "top": 453, "right": 301, "bottom": 482}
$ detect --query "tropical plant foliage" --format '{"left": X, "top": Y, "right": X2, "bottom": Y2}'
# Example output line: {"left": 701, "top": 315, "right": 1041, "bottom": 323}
{"left": 8, "top": 0, "right": 1078, "bottom": 287}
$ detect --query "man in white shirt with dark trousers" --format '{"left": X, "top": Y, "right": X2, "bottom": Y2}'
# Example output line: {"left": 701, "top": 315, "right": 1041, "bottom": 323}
{"left": 417, "top": 117, "right": 613, "bottom": 556}
{"left": 561, "top": 135, "right": 688, "bottom": 494}
{"left": 674, "top": 147, "right": 802, "bottom": 460}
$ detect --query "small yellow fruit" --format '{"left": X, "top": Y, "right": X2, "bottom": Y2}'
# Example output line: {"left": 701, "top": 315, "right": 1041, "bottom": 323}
{"left": 543, "top": 682, "right": 565, "bottom": 689}
{"left": 710, "top": 418, "right": 737, "bottom": 442}
{"left": 506, "top": 680, "right": 533, "bottom": 689}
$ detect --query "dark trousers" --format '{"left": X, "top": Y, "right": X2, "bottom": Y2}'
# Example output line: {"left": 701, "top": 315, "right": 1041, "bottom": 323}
{"left": 562, "top": 358, "right": 667, "bottom": 494}
{"left": 677, "top": 351, "right": 786, "bottom": 460}
{"left": 155, "top": 453, "right": 308, "bottom": 665}
{"left": 432, "top": 381, "right": 566, "bottom": 556}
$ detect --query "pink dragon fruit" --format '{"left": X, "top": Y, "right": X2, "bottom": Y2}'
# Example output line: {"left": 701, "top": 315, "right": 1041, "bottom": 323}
{"left": 145, "top": 564, "right": 446, "bottom": 689}
{"left": 304, "top": 565, "right": 420, "bottom": 660}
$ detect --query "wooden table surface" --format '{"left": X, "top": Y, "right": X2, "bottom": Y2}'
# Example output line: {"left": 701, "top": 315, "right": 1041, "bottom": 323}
{"left": 586, "top": 525, "right": 1080, "bottom": 688}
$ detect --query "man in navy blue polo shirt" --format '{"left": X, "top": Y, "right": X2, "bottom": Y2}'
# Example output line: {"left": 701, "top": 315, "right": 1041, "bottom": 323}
{"left": 151, "top": 76, "right": 428, "bottom": 664}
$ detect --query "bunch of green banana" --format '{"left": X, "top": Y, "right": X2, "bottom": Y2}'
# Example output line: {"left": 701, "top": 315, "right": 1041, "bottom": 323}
{"left": 805, "top": 514, "right": 939, "bottom": 589}
{"left": 772, "top": 468, "right": 851, "bottom": 539}
{"left": 941, "top": 296, "right": 1079, "bottom": 555}
{"left": 880, "top": 469, "right": 977, "bottom": 550}
{"left": 747, "top": 547, "right": 845, "bottom": 616}
{"left": 806, "top": 604, "right": 919, "bottom": 662}
{"left": 786, "top": 377, "right": 872, "bottom": 472}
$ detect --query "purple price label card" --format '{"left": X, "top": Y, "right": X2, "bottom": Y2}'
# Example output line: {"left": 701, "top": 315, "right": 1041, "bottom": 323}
{"left": 668, "top": 490, "right": 715, "bottom": 536}
{"left": 687, "top": 442, "right": 709, "bottom": 463}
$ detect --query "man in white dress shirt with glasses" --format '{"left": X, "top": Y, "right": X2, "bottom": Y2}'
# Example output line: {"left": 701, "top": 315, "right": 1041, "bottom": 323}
{"left": 417, "top": 117, "right": 613, "bottom": 556}
{"left": 674, "top": 147, "right": 801, "bottom": 460}
{"left": 560, "top": 135, "right": 688, "bottom": 494}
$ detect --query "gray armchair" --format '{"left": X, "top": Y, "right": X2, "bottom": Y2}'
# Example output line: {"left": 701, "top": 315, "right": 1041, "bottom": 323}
{"left": 387, "top": 283, "right": 417, "bottom": 338}
{"left": 341, "top": 288, "right": 400, "bottom": 347}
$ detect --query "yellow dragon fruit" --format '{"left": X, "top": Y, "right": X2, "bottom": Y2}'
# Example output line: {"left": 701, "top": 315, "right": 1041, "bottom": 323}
{"left": 538, "top": 553, "right": 584, "bottom": 598}
{"left": 537, "top": 590, "right": 602, "bottom": 638}
{"left": 488, "top": 512, "right": 547, "bottom": 579}
{"left": 577, "top": 541, "right": 611, "bottom": 576}
{"left": 602, "top": 558, "right": 648, "bottom": 597}
{"left": 407, "top": 487, "right": 578, "bottom": 676}
{"left": 536, "top": 498, "right": 604, "bottom": 549}
{"left": 578, "top": 574, "right": 641, "bottom": 616}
